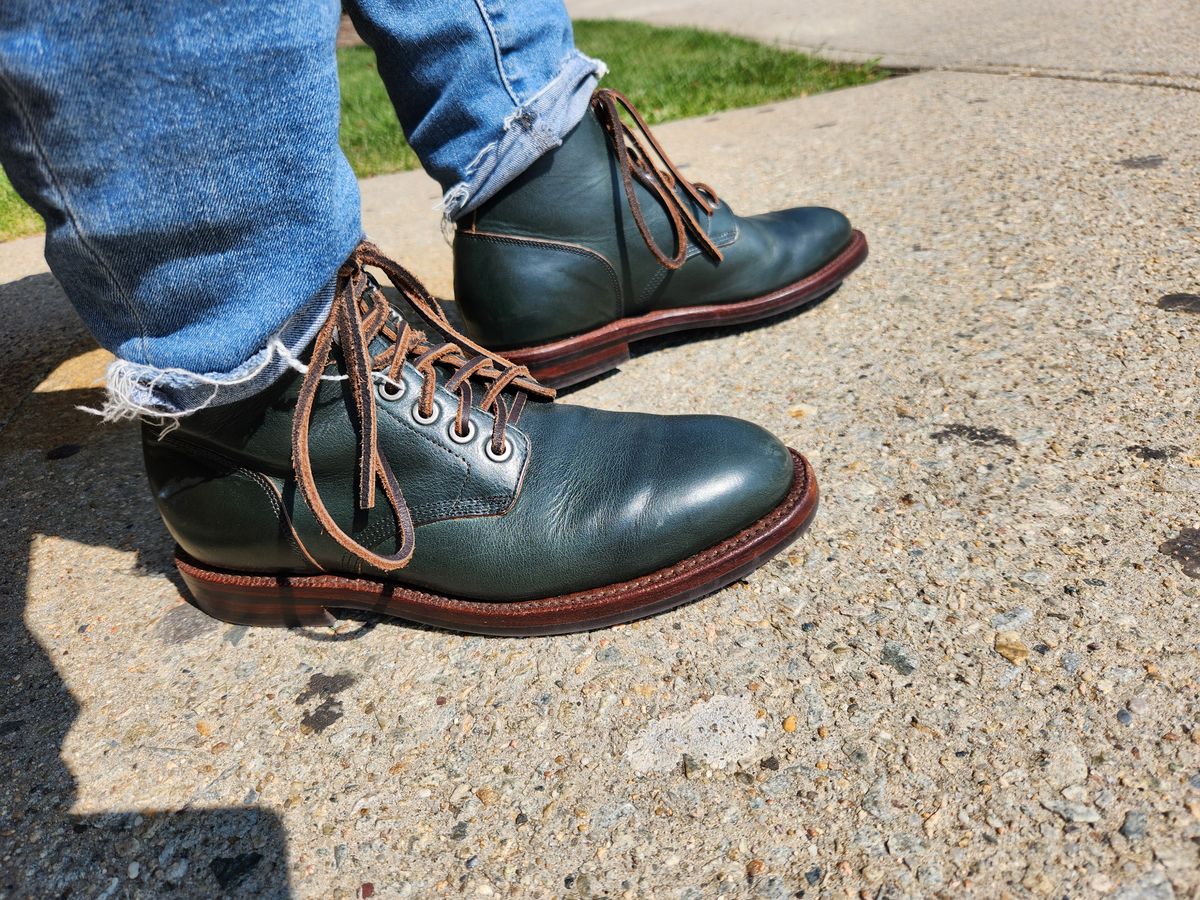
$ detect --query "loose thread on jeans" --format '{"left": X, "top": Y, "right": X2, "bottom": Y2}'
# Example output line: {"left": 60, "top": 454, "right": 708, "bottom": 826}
{"left": 80, "top": 336, "right": 353, "bottom": 433}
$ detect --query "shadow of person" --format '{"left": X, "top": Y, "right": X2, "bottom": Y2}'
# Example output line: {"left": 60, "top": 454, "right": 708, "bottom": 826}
{"left": 0, "top": 274, "right": 293, "bottom": 897}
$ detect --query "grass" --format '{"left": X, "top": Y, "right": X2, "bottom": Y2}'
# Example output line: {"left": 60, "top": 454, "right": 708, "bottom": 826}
{"left": 337, "top": 45, "right": 420, "bottom": 179}
{"left": 0, "top": 20, "right": 883, "bottom": 240}
{"left": 0, "top": 179, "right": 42, "bottom": 242}
{"left": 571, "top": 20, "right": 883, "bottom": 124}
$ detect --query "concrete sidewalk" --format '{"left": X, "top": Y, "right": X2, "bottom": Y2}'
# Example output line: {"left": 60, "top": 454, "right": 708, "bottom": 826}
{"left": 567, "top": 0, "right": 1200, "bottom": 88}
{"left": 2, "top": 64, "right": 1199, "bottom": 900}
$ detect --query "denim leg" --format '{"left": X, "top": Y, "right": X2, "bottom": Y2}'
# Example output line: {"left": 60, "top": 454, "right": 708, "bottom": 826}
{"left": 0, "top": 1, "right": 361, "bottom": 417}
{"left": 346, "top": 0, "right": 605, "bottom": 220}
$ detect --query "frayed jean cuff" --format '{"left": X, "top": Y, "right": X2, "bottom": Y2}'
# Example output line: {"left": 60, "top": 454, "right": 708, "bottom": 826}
{"left": 441, "top": 49, "right": 605, "bottom": 221}
{"left": 94, "top": 276, "right": 336, "bottom": 421}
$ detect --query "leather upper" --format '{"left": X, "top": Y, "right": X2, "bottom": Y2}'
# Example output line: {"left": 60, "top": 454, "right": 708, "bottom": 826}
{"left": 144, "top": 349, "right": 795, "bottom": 601}
{"left": 454, "top": 109, "right": 852, "bottom": 349}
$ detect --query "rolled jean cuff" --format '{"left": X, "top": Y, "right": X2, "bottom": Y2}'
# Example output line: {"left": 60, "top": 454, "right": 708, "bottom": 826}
{"left": 97, "top": 276, "right": 336, "bottom": 420}
{"left": 441, "top": 49, "right": 605, "bottom": 221}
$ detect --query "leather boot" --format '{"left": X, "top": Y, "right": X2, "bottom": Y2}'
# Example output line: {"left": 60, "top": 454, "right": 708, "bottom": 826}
{"left": 145, "top": 242, "right": 819, "bottom": 636}
{"left": 454, "top": 88, "right": 867, "bottom": 388}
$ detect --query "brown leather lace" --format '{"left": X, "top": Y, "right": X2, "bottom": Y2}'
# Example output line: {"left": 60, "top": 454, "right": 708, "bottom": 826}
{"left": 291, "top": 241, "right": 553, "bottom": 572}
{"left": 590, "top": 88, "right": 724, "bottom": 270}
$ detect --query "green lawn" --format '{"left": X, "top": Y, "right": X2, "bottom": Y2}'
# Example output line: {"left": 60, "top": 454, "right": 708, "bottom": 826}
{"left": 0, "top": 178, "right": 42, "bottom": 242}
{"left": 571, "top": 20, "right": 882, "bottom": 125}
{"left": 0, "top": 21, "right": 882, "bottom": 240}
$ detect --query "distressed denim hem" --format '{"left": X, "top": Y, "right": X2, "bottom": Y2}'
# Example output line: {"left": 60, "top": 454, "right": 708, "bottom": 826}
{"left": 92, "top": 276, "right": 336, "bottom": 421}
{"left": 441, "top": 49, "right": 606, "bottom": 221}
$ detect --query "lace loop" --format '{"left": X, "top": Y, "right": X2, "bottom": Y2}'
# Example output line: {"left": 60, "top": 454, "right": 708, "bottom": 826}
{"left": 290, "top": 241, "right": 553, "bottom": 572}
{"left": 590, "top": 88, "right": 724, "bottom": 271}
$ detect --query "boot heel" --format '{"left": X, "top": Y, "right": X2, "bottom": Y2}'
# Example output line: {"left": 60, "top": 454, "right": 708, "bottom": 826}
{"left": 176, "top": 558, "right": 337, "bottom": 628}
{"left": 532, "top": 341, "right": 630, "bottom": 389}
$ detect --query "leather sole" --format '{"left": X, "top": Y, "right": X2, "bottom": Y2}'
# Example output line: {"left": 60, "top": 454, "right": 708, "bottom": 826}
{"left": 174, "top": 449, "right": 819, "bottom": 637}
{"left": 501, "top": 229, "right": 868, "bottom": 389}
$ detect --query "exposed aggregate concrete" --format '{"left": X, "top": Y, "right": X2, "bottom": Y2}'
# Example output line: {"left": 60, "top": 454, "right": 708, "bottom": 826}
{"left": 1, "top": 71, "right": 1198, "bottom": 897}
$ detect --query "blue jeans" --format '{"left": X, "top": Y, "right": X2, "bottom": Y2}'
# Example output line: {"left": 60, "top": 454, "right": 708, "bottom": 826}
{"left": 0, "top": 1, "right": 601, "bottom": 416}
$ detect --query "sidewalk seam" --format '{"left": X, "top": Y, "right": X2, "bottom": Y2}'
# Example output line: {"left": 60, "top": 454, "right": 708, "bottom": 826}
{"left": 784, "top": 42, "right": 1200, "bottom": 93}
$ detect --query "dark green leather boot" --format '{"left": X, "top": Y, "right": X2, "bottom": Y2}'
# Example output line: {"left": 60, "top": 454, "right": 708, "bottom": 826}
{"left": 454, "top": 89, "right": 867, "bottom": 388}
{"left": 145, "top": 242, "right": 818, "bottom": 636}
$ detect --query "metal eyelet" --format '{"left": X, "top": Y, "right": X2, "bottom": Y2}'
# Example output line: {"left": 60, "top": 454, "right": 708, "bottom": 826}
{"left": 411, "top": 401, "right": 440, "bottom": 425}
{"left": 485, "top": 438, "right": 514, "bottom": 463}
{"left": 447, "top": 420, "right": 476, "bottom": 444}
{"left": 376, "top": 378, "right": 406, "bottom": 402}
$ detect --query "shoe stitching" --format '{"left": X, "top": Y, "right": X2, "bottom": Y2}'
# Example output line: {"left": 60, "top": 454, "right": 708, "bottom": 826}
{"left": 184, "top": 454, "right": 810, "bottom": 609}
{"left": 160, "top": 437, "right": 320, "bottom": 571}
{"left": 459, "top": 229, "right": 623, "bottom": 316}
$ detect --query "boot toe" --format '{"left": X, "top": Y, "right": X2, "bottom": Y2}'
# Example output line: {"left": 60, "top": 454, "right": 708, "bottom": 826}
{"left": 651, "top": 415, "right": 795, "bottom": 556}
{"left": 754, "top": 205, "right": 853, "bottom": 275}
{"left": 406, "top": 405, "right": 799, "bottom": 600}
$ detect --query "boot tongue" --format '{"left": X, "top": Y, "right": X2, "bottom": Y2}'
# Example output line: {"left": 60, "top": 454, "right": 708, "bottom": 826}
{"left": 337, "top": 241, "right": 554, "bottom": 401}
{"left": 356, "top": 280, "right": 545, "bottom": 412}
{"left": 360, "top": 281, "right": 471, "bottom": 386}
{"left": 367, "top": 278, "right": 474, "bottom": 338}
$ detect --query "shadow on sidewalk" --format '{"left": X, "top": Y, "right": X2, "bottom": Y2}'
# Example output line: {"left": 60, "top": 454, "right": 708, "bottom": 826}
{"left": 0, "top": 274, "right": 293, "bottom": 897}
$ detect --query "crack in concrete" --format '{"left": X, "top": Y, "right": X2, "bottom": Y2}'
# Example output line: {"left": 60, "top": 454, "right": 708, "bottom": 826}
{"left": 917, "top": 64, "right": 1200, "bottom": 94}
{"left": 798, "top": 44, "right": 1200, "bottom": 93}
